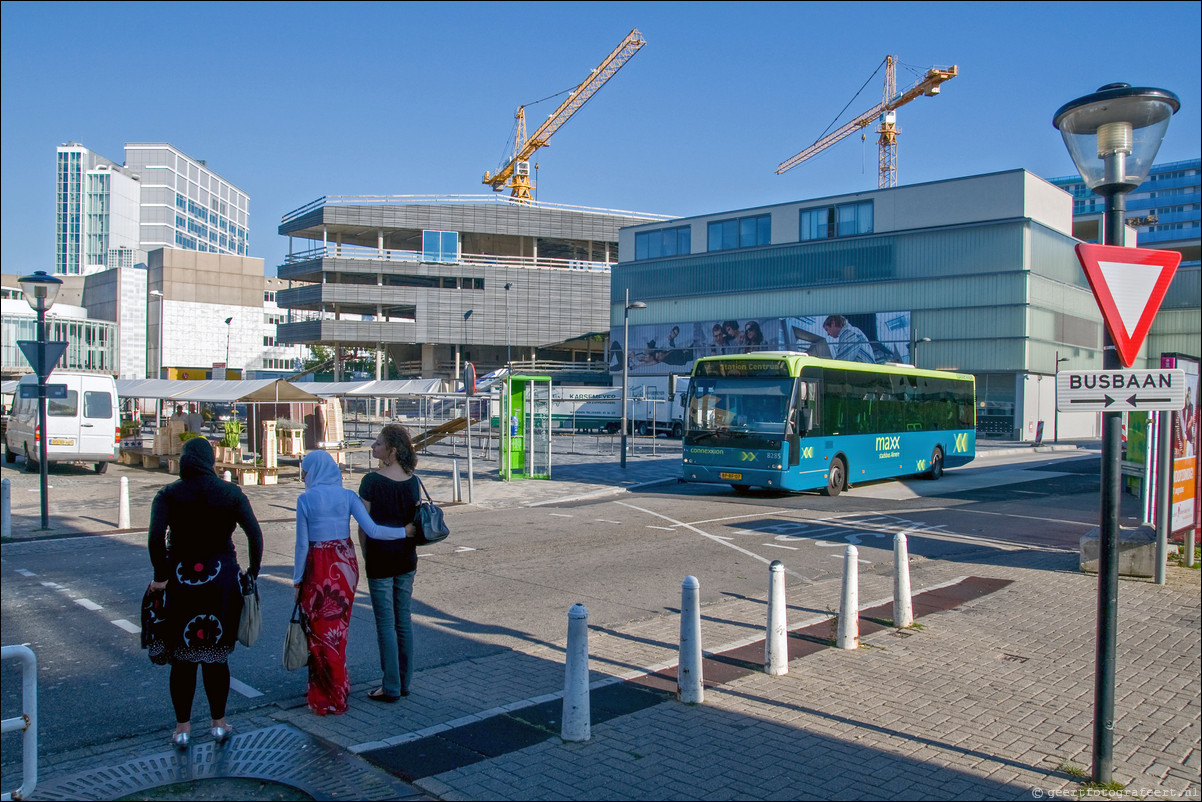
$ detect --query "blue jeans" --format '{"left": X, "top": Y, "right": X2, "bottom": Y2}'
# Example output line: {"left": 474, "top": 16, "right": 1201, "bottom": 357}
{"left": 368, "top": 571, "right": 414, "bottom": 697}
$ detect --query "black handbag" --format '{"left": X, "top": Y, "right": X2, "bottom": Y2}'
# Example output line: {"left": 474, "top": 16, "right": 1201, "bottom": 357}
{"left": 415, "top": 475, "right": 449, "bottom": 544}
{"left": 141, "top": 584, "right": 169, "bottom": 666}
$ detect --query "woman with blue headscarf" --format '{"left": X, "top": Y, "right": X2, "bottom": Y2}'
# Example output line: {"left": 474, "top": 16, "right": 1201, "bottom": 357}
{"left": 294, "top": 449, "right": 409, "bottom": 715}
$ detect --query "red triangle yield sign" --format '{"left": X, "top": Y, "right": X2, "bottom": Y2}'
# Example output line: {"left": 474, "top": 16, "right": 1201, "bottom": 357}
{"left": 1075, "top": 243, "right": 1181, "bottom": 367}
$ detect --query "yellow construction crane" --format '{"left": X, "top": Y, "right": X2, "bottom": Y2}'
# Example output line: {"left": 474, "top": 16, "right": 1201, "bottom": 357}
{"left": 483, "top": 28, "right": 645, "bottom": 202}
{"left": 776, "top": 56, "right": 957, "bottom": 188}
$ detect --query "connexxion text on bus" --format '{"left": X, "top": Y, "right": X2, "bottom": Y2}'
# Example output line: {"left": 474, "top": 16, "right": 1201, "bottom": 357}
{"left": 681, "top": 352, "right": 976, "bottom": 495}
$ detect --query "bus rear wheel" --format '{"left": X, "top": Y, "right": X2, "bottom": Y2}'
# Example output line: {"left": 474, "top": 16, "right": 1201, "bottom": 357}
{"left": 823, "top": 456, "right": 846, "bottom": 497}
{"left": 926, "top": 447, "right": 944, "bottom": 480}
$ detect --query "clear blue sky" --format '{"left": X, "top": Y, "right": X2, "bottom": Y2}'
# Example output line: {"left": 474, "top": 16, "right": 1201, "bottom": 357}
{"left": 2, "top": 1, "right": 1199, "bottom": 278}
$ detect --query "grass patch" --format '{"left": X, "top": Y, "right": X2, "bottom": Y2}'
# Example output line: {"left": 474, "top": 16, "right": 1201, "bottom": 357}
{"left": 1057, "top": 760, "right": 1089, "bottom": 779}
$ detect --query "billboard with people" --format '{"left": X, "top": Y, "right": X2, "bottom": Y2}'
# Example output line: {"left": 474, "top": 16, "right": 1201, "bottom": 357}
{"left": 611, "top": 311, "right": 912, "bottom": 375}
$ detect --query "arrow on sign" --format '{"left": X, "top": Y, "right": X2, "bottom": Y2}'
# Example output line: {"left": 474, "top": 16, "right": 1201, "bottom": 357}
{"left": 1075, "top": 244, "right": 1181, "bottom": 367}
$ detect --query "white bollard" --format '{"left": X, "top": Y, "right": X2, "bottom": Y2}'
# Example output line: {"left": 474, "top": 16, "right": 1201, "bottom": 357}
{"left": 223, "top": 470, "right": 232, "bottom": 482}
{"left": 118, "top": 476, "right": 131, "bottom": 529}
{"left": 1, "top": 477, "right": 11, "bottom": 540}
{"left": 678, "top": 575, "right": 704, "bottom": 703}
{"left": 452, "top": 458, "right": 462, "bottom": 503}
{"left": 561, "top": 603, "right": 591, "bottom": 742}
{"left": 893, "top": 532, "right": 914, "bottom": 628}
{"left": 837, "top": 545, "right": 859, "bottom": 650}
{"left": 764, "top": 560, "right": 788, "bottom": 675}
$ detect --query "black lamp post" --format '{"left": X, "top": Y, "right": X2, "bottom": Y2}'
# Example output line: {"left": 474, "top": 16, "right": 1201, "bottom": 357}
{"left": 620, "top": 290, "right": 646, "bottom": 469}
{"left": 1054, "top": 82, "right": 1179, "bottom": 786}
{"left": 224, "top": 317, "right": 233, "bottom": 377}
{"left": 19, "top": 270, "right": 63, "bottom": 531}
{"left": 504, "top": 283, "right": 512, "bottom": 372}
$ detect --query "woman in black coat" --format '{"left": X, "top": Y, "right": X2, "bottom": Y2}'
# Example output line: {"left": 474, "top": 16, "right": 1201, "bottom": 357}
{"left": 148, "top": 437, "right": 263, "bottom": 749}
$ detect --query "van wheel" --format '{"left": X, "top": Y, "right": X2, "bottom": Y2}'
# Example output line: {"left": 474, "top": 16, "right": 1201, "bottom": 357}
{"left": 94, "top": 462, "right": 109, "bottom": 474}
{"left": 925, "top": 447, "right": 944, "bottom": 480}
{"left": 4, "top": 446, "right": 14, "bottom": 463}
{"left": 822, "top": 456, "right": 846, "bottom": 497}
{"left": 23, "top": 447, "right": 37, "bottom": 472}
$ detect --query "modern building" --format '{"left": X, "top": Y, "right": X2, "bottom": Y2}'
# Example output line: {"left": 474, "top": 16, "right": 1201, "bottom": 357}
{"left": 124, "top": 143, "right": 250, "bottom": 257}
{"left": 1, "top": 279, "right": 118, "bottom": 379}
{"left": 613, "top": 169, "right": 1201, "bottom": 442}
{"left": 274, "top": 196, "right": 668, "bottom": 383}
{"left": 1049, "top": 157, "right": 1200, "bottom": 363}
{"left": 54, "top": 142, "right": 250, "bottom": 277}
{"left": 55, "top": 144, "right": 142, "bottom": 276}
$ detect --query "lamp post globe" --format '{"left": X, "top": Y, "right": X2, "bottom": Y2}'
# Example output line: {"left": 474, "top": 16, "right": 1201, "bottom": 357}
{"left": 1054, "top": 83, "right": 1178, "bottom": 787}
{"left": 18, "top": 271, "right": 63, "bottom": 530}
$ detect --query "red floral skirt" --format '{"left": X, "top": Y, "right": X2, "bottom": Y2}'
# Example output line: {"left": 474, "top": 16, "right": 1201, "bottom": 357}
{"left": 299, "top": 538, "right": 359, "bottom": 715}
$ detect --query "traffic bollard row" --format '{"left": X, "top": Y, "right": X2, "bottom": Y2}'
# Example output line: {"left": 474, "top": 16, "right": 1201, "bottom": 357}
{"left": 561, "top": 603, "right": 590, "bottom": 742}
{"left": 678, "top": 575, "right": 704, "bottom": 703}
{"left": 894, "top": 532, "right": 914, "bottom": 628}
{"left": 118, "top": 476, "right": 130, "bottom": 530}
{"left": 764, "top": 561, "right": 788, "bottom": 675}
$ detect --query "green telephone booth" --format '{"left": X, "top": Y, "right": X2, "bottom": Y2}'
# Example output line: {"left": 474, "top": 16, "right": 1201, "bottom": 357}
{"left": 500, "top": 375, "right": 552, "bottom": 480}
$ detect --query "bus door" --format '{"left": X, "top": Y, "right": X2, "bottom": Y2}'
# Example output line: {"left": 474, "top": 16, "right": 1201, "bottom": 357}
{"left": 788, "top": 378, "right": 819, "bottom": 466}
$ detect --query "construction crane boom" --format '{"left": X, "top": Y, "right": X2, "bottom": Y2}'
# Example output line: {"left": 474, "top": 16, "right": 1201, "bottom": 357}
{"left": 484, "top": 28, "right": 645, "bottom": 201}
{"left": 776, "top": 56, "right": 957, "bottom": 188}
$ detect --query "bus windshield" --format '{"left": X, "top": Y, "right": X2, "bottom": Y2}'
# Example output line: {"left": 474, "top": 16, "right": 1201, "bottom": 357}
{"left": 686, "top": 377, "right": 793, "bottom": 438}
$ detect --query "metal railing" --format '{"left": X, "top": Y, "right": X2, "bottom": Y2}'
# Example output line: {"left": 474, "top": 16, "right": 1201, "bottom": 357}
{"left": 283, "top": 243, "right": 616, "bottom": 273}
{"left": 1, "top": 645, "right": 38, "bottom": 801}
{"left": 281, "top": 194, "right": 672, "bottom": 226}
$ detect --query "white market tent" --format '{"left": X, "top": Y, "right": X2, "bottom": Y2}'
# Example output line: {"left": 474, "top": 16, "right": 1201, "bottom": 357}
{"left": 115, "top": 378, "right": 320, "bottom": 404}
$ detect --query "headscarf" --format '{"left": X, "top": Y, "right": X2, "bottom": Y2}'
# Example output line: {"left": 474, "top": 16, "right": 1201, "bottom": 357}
{"left": 298, "top": 449, "right": 351, "bottom": 527}
{"left": 179, "top": 436, "right": 216, "bottom": 480}
{"left": 302, "top": 449, "right": 342, "bottom": 489}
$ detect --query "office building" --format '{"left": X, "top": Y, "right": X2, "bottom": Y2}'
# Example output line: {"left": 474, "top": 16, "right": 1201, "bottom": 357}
{"left": 613, "top": 169, "right": 1202, "bottom": 441}
{"left": 55, "top": 144, "right": 142, "bottom": 276}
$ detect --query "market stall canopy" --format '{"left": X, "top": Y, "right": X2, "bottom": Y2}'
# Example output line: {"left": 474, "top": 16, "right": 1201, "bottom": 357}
{"left": 345, "top": 379, "right": 447, "bottom": 396}
{"left": 115, "top": 378, "right": 320, "bottom": 403}
{"left": 303, "top": 381, "right": 374, "bottom": 397}
{"left": 1, "top": 380, "right": 18, "bottom": 395}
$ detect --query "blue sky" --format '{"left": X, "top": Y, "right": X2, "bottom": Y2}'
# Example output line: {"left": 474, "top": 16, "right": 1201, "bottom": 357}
{"left": 2, "top": 0, "right": 1199, "bottom": 278}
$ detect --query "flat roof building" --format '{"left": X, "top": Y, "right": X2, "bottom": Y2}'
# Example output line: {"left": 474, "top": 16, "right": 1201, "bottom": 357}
{"left": 613, "top": 169, "right": 1200, "bottom": 441}
{"left": 275, "top": 195, "right": 668, "bottom": 383}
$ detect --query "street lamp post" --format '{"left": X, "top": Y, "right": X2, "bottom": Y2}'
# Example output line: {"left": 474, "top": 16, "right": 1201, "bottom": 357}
{"left": 19, "top": 271, "right": 63, "bottom": 531}
{"left": 913, "top": 336, "right": 931, "bottom": 366}
{"left": 504, "top": 283, "right": 512, "bottom": 372}
{"left": 1053, "top": 352, "right": 1070, "bottom": 443}
{"left": 224, "top": 316, "right": 233, "bottom": 378}
{"left": 1054, "top": 82, "right": 1179, "bottom": 786}
{"left": 620, "top": 289, "right": 646, "bottom": 469}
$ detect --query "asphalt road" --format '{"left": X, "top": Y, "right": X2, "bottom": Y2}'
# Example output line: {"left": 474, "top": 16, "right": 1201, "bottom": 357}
{"left": 1, "top": 448, "right": 1126, "bottom": 770}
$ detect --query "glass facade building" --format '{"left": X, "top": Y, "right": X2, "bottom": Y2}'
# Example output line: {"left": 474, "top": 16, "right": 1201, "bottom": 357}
{"left": 55, "top": 144, "right": 141, "bottom": 276}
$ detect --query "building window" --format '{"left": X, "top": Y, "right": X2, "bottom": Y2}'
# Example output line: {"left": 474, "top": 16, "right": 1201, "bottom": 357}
{"left": 422, "top": 230, "right": 459, "bottom": 263}
{"left": 634, "top": 225, "right": 691, "bottom": 260}
{"left": 800, "top": 200, "right": 873, "bottom": 241}
{"left": 707, "top": 214, "right": 770, "bottom": 252}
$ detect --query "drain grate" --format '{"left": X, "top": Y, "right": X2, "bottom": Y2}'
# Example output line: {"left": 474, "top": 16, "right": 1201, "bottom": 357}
{"left": 31, "top": 724, "right": 424, "bottom": 801}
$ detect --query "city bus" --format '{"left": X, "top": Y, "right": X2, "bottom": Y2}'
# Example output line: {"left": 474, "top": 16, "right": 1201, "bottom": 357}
{"left": 681, "top": 352, "right": 975, "bottom": 495}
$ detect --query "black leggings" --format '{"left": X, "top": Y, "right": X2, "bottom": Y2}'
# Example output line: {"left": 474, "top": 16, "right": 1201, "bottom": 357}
{"left": 169, "top": 659, "right": 230, "bottom": 723}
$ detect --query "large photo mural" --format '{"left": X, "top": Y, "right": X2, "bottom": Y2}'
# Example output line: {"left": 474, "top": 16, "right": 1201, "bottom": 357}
{"left": 610, "top": 311, "right": 913, "bottom": 375}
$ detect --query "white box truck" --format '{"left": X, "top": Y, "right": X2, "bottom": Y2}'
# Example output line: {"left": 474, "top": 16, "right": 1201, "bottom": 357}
{"left": 4, "top": 372, "right": 120, "bottom": 473}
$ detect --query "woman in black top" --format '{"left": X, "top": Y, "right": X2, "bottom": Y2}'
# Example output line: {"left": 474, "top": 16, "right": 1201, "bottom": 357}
{"left": 148, "top": 437, "right": 263, "bottom": 748}
{"left": 358, "top": 424, "right": 421, "bottom": 702}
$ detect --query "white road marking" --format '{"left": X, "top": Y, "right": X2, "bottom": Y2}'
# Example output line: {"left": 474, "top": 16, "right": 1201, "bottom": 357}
{"left": 646, "top": 525, "right": 675, "bottom": 531}
{"left": 40, "top": 581, "right": 64, "bottom": 589}
{"left": 595, "top": 519, "right": 622, "bottom": 524}
{"left": 453, "top": 546, "right": 476, "bottom": 553}
{"left": 75, "top": 598, "right": 103, "bottom": 611}
{"left": 548, "top": 513, "right": 573, "bottom": 518}
{"left": 762, "top": 543, "right": 798, "bottom": 550}
{"left": 16, "top": 568, "right": 36, "bottom": 577}
{"left": 111, "top": 619, "right": 140, "bottom": 634}
{"left": 229, "top": 677, "right": 263, "bottom": 698}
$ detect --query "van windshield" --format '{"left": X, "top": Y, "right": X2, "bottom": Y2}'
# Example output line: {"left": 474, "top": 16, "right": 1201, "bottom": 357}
{"left": 48, "top": 391, "right": 78, "bottom": 417}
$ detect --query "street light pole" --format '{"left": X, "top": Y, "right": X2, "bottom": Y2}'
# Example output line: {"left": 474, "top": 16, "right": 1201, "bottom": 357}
{"left": 1054, "top": 351, "right": 1069, "bottom": 443}
{"left": 1055, "top": 82, "right": 1179, "bottom": 786}
{"left": 18, "top": 271, "right": 63, "bottom": 531}
{"left": 224, "top": 316, "right": 233, "bottom": 378}
{"left": 504, "top": 283, "right": 512, "bottom": 373}
{"left": 620, "top": 289, "right": 646, "bottom": 469}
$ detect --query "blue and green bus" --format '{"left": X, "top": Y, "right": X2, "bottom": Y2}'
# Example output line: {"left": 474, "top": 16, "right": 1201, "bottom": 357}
{"left": 681, "top": 352, "right": 976, "bottom": 495}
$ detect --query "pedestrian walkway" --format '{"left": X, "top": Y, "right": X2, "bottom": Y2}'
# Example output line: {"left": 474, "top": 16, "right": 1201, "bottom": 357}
{"left": 9, "top": 437, "right": 1199, "bottom": 801}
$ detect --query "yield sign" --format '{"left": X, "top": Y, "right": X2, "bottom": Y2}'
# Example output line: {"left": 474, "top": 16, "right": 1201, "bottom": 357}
{"left": 1075, "top": 243, "right": 1181, "bottom": 367}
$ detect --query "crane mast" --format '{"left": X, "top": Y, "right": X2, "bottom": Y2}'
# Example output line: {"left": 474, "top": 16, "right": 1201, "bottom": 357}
{"left": 484, "top": 28, "right": 645, "bottom": 202}
{"left": 776, "top": 56, "right": 957, "bottom": 188}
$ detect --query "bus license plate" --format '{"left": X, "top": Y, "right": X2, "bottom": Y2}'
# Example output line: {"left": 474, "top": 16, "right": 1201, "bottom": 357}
{"left": 720, "top": 472, "right": 742, "bottom": 480}
{"left": 50, "top": 438, "right": 75, "bottom": 446}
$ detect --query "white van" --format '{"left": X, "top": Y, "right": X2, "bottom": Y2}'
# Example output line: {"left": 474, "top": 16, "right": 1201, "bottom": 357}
{"left": 4, "top": 372, "right": 120, "bottom": 473}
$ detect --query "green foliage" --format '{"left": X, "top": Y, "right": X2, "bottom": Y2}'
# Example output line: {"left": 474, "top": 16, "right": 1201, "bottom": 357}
{"left": 178, "top": 431, "right": 203, "bottom": 443}
{"left": 220, "top": 419, "right": 244, "bottom": 449}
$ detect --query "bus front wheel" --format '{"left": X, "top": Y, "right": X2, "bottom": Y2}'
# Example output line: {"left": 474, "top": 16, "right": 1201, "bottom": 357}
{"left": 926, "top": 447, "right": 944, "bottom": 480}
{"left": 823, "top": 457, "right": 846, "bottom": 497}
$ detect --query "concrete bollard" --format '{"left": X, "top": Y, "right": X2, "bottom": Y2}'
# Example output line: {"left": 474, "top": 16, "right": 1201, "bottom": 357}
{"left": 118, "top": 476, "right": 131, "bottom": 530}
{"left": 1, "top": 478, "right": 10, "bottom": 540}
{"left": 764, "top": 560, "right": 788, "bottom": 675}
{"left": 837, "top": 545, "right": 859, "bottom": 650}
{"left": 678, "top": 575, "right": 704, "bottom": 703}
{"left": 453, "top": 458, "right": 462, "bottom": 503}
{"left": 561, "top": 603, "right": 591, "bottom": 742}
{"left": 893, "top": 532, "right": 913, "bottom": 628}
{"left": 223, "top": 470, "right": 232, "bottom": 482}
